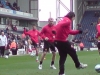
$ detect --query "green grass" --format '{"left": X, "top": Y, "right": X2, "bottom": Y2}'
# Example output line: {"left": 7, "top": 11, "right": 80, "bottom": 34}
{"left": 0, "top": 51, "right": 100, "bottom": 75}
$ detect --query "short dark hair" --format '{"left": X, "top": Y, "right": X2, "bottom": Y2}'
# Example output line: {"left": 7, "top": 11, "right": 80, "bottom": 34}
{"left": 33, "top": 25, "right": 36, "bottom": 26}
{"left": 1, "top": 30, "right": 4, "bottom": 33}
{"left": 33, "top": 24, "right": 36, "bottom": 26}
{"left": 65, "top": 11, "right": 75, "bottom": 19}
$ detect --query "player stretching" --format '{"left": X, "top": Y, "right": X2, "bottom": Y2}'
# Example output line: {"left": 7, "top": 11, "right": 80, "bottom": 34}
{"left": 96, "top": 17, "right": 100, "bottom": 55}
{"left": 54, "top": 12, "right": 88, "bottom": 75}
{"left": 38, "top": 18, "right": 56, "bottom": 70}
{"left": 24, "top": 25, "right": 40, "bottom": 62}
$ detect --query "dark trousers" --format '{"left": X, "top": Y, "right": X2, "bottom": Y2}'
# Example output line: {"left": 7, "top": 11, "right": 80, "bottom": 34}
{"left": 0, "top": 46, "right": 5, "bottom": 57}
{"left": 55, "top": 41, "right": 80, "bottom": 74}
{"left": 80, "top": 47, "right": 84, "bottom": 51}
{"left": 11, "top": 49, "right": 17, "bottom": 55}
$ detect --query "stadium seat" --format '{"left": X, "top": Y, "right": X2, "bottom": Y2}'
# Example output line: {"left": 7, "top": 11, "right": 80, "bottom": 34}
{"left": 1, "top": 0, "right": 11, "bottom": 9}
{"left": 75, "top": 10, "right": 99, "bottom": 48}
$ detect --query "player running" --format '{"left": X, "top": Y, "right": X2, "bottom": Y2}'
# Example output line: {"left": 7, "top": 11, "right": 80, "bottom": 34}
{"left": 38, "top": 18, "right": 57, "bottom": 70}
{"left": 24, "top": 25, "right": 40, "bottom": 62}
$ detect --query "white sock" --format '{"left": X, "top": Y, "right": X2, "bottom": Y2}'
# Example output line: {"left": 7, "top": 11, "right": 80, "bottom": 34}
{"left": 36, "top": 56, "right": 39, "bottom": 60}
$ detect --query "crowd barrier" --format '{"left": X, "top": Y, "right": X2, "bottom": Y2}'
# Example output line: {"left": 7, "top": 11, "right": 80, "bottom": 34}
{"left": 0, "top": 7, "right": 34, "bottom": 18}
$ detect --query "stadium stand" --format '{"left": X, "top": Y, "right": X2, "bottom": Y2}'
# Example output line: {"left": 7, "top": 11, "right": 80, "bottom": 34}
{"left": 1, "top": 0, "right": 11, "bottom": 9}
{"left": 0, "top": 0, "right": 39, "bottom": 56}
{"left": 0, "top": 0, "right": 19, "bottom": 10}
{"left": 75, "top": 10, "right": 99, "bottom": 48}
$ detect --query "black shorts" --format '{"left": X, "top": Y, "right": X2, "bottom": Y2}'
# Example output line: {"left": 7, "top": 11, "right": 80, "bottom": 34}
{"left": 31, "top": 41, "right": 37, "bottom": 48}
{"left": 43, "top": 40, "right": 56, "bottom": 52}
{"left": 97, "top": 42, "right": 100, "bottom": 49}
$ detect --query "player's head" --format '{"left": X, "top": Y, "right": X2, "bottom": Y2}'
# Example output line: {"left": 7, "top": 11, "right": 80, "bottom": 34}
{"left": 98, "top": 17, "right": 100, "bottom": 23}
{"left": 13, "top": 39, "right": 15, "bottom": 42}
{"left": 65, "top": 11, "right": 75, "bottom": 20}
{"left": 1, "top": 31, "right": 4, "bottom": 36}
{"left": 48, "top": 18, "right": 54, "bottom": 26}
{"left": 33, "top": 25, "right": 37, "bottom": 30}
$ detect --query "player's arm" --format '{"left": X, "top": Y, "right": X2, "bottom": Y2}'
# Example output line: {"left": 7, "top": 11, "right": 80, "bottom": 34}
{"left": 23, "top": 28, "right": 27, "bottom": 33}
{"left": 38, "top": 31, "right": 42, "bottom": 41}
{"left": 97, "top": 25, "right": 100, "bottom": 34}
{"left": 40, "top": 27, "right": 46, "bottom": 39}
{"left": 24, "top": 30, "right": 30, "bottom": 35}
{"left": 69, "top": 30, "right": 79, "bottom": 35}
{"left": 58, "top": 20, "right": 80, "bottom": 35}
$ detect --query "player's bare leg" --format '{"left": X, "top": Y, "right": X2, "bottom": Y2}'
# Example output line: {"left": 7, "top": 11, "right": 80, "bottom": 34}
{"left": 38, "top": 51, "right": 47, "bottom": 69}
{"left": 52, "top": 52, "right": 56, "bottom": 62}
{"left": 40, "top": 52, "right": 47, "bottom": 62}
{"left": 50, "top": 51, "right": 56, "bottom": 69}
{"left": 35, "top": 48, "right": 39, "bottom": 62}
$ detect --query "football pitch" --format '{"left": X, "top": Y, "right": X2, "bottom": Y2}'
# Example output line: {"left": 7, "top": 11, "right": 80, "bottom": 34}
{"left": 0, "top": 51, "right": 100, "bottom": 75}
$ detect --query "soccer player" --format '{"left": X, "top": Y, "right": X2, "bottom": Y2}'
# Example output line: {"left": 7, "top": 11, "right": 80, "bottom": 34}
{"left": 24, "top": 25, "right": 40, "bottom": 62}
{"left": 38, "top": 18, "right": 56, "bottom": 70}
{"left": 96, "top": 17, "right": 100, "bottom": 55}
{"left": 54, "top": 12, "right": 88, "bottom": 75}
